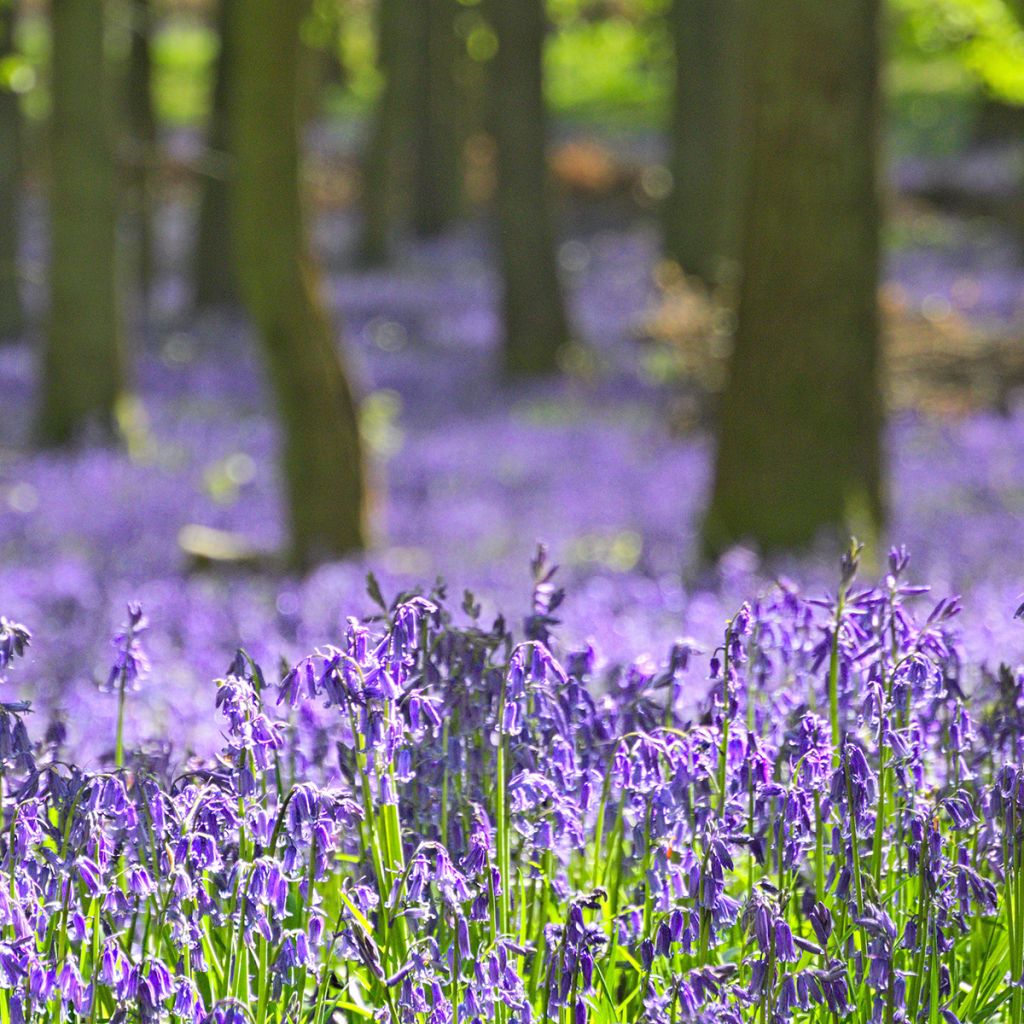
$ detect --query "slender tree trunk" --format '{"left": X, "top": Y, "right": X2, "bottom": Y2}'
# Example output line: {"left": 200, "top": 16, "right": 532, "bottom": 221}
{"left": 357, "top": 0, "right": 419, "bottom": 266}
{"left": 193, "top": 0, "right": 236, "bottom": 308}
{"left": 664, "top": 0, "right": 748, "bottom": 285}
{"left": 358, "top": 0, "right": 463, "bottom": 260}
{"left": 228, "top": 0, "right": 366, "bottom": 569}
{"left": 491, "top": 0, "right": 570, "bottom": 377}
{"left": 411, "top": 0, "right": 462, "bottom": 237}
{"left": 38, "top": 0, "right": 125, "bottom": 445}
{"left": 125, "top": 0, "right": 157, "bottom": 305}
{"left": 702, "top": 0, "right": 884, "bottom": 555}
{"left": 0, "top": 0, "right": 22, "bottom": 340}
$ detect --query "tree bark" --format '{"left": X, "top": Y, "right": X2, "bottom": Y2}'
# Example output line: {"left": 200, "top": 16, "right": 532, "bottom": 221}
{"left": 193, "top": 0, "right": 236, "bottom": 308}
{"left": 664, "top": 0, "right": 748, "bottom": 285}
{"left": 228, "top": 0, "right": 366, "bottom": 569}
{"left": 358, "top": 0, "right": 464, "bottom": 261}
{"left": 125, "top": 0, "right": 157, "bottom": 305}
{"left": 491, "top": 0, "right": 570, "bottom": 377}
{"left": 37, "top": 0, "right": 125, "bottom": 445}
{"left": 702, "top": 0, "right": 884, "bottom": 555}
{"left": 0, "top": 0, "right": 22, "bottom": 340}
{"left": 356, "top": 0, "right": 420, "bottom": 265}
{"left": 411, "top": 0, "right": 462, "bottom": 237}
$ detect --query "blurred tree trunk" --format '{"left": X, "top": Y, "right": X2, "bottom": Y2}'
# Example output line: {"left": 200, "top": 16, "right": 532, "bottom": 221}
{"left": 703, "top": 0, "right": 884, "bottom": 554}
{"left": 664, "top": 0, "right": 748, "bottom": 285}
{"left": 0, "top": 0, "right": 22, "bottom": 340}
{"left": 491, "top": 0, "right": 569, "bottom": 377}
{"left": 193, "top": 0, "right": 236, "bottom": 308}
{"left": 411, "top": 0, "right": 462, "bottom": 237}
{"left": 38, "top": 0, "right": 125, "bottom": 444}
{"left": 359, "top": 0, "right": 463, "bottom": 261}
{"left": 357, "top": 0, "right": 419, "bottom": 265}
{"left": 228, "top": 0, "right": 366, "bottom": 568}
{"left": 125, "top": 0, "right": 157, "bottom": 306}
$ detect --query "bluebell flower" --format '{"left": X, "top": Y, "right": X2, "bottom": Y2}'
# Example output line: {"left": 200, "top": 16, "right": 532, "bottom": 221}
{"left": 0, "top": 617, "right": 30, "bottom": 674}
{"left": 104, "top": 603, "right": 149, "bottom": 693}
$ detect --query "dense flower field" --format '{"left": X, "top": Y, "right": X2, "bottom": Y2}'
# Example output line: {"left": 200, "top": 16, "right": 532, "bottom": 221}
{"left": 1, "top": 154, "right": 1024, "bottom": 1018}
{"left": 2, "top": 217, "right": 1024, "bottom": 757}
{"left": 1, "top": 542, "right": 1024, "bottom": 1022}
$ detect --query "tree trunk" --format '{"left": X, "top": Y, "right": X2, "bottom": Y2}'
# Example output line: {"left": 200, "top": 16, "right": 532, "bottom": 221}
{"left": 356, "top": 0, "right": 419, "bottom": 266}
{"left": 411, "top": 0, "right": 462, "bottom": 237}
{"left": 0, "top": 0, "right": 22, "bottom": 341}
{"left": 664, "top": 0, "right": 748, "bottom": 285}
{"left": 193, "top": 0, "right": 236, "bottom": 308}
{"left": 227, "top": 0, "right": 366, "bottom": 569}
{"left": 125, "top": 0, "right": 157, "bottom": 306}
{"left": 37, "top": 0, "right": 125, "bottom": 445}
{"left": 491, "top": 0, "right": 570, "bottom": 377}
{"left": 702, "top": 0, "right": 884, "bottom": 555}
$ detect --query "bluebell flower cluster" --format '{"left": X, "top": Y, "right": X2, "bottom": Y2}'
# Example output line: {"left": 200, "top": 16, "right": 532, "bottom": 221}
{"left": 0, "top": 547, "right": 1023, "bottom": 1022}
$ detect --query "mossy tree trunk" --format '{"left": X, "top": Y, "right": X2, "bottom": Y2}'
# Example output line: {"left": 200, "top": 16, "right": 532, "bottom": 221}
{"left": 37, "top": 0, "right": 125, "bottom": 444}
{"left": 228, "top": 0, "right": 366, "bottom": 569}
{"left": 491, "top": 0, "right": 570, "bottom": 377}
{"left": 411, "top": 0, "right": 462, "bottom": 237}
{"left": 702, "top": 0, "right": 884, "bottom": 555}
{"left": 193, "top": 0, "right": 236, "bottom": 308}
{"left": 0, "top": 0, "right": 22, "bottom": 341}
{"left": 664, "top": 0, "right": 748, "bottom": 285}
{"left": 125, "top": 0, "right": 157, "bottom": 305}
{"left": 357, "top": 0, "right": 420, "bottom": 265}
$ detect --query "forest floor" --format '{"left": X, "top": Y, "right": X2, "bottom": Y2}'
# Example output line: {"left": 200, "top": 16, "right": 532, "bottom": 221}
{"left": 1, "top": 130, "right": 1023, "bottom": 760}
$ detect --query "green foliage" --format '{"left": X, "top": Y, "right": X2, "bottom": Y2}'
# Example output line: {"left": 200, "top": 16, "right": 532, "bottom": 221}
{"left": 0, "top": 51, "right": 33, "bottom": 96}
{"left": 4, "top": 0, "right": 1019, "bottom": 152}
{"left": 152, "top": 20, "right": 217, "bottom": 125}
{"left": 334, "top": 1, "right": 379, "bottom": 105}
{"left": 546, "top": 0, "right": 672, "bottom": 125}
{"left": 892, "top": 0, "right": 1024, "bottom": 104}
{"left": 887, "top": 56, "right": 980, "bottom": 156}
